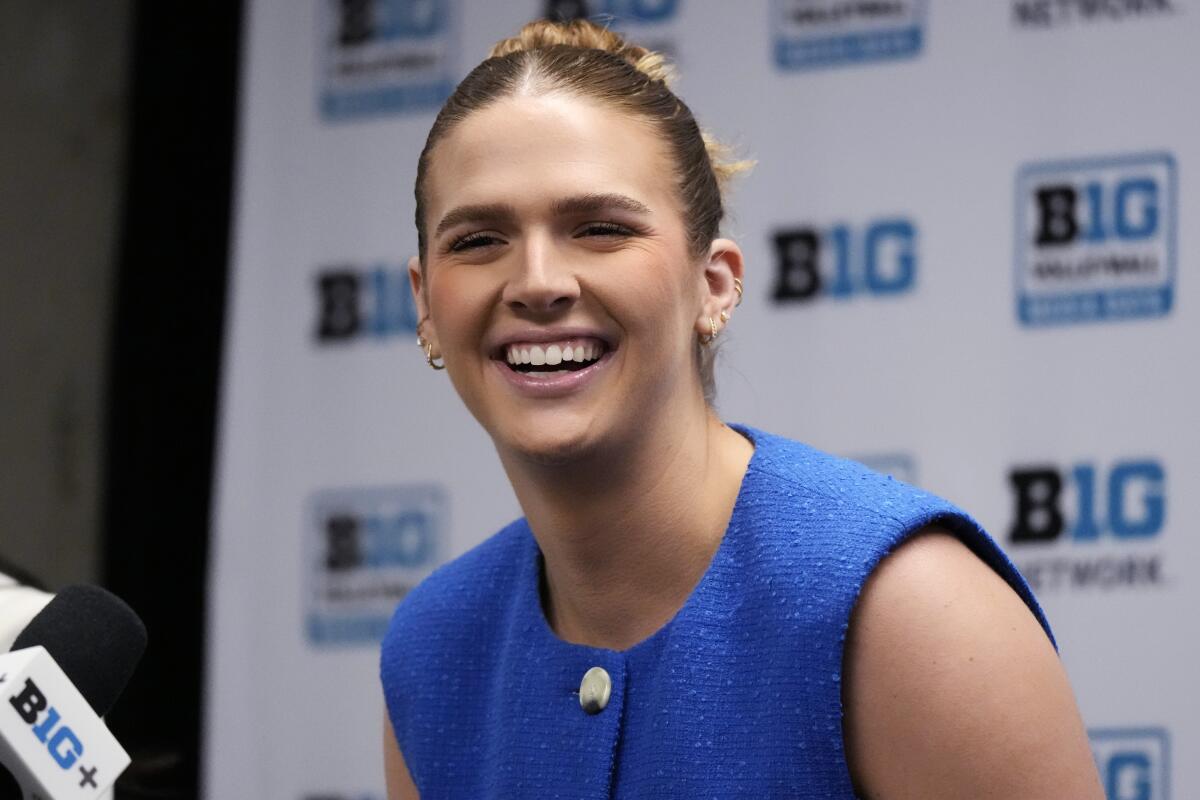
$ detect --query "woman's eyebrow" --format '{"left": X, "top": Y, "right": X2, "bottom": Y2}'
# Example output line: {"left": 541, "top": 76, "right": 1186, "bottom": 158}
{"left": 434, "top": 203, "right": 518, "bottom": 238}
{"left": 552, "top": 193, "right": 652, "bottom": 217}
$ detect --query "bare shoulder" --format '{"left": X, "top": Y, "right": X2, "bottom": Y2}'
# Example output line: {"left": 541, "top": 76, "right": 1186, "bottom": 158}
{"left": 842, "top": 529, "right": 1102, "bottom": 800}
{"left": 383, "top": 713, "right": 420, "bottom": 799}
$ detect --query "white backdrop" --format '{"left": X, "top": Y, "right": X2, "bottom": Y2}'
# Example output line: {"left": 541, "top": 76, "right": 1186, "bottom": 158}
{"left": 206, "top": 2, "right": 1197, "bottom": 798}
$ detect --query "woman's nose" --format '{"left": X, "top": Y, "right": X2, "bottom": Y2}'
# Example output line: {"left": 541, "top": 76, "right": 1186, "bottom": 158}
{"left": 501, "top": 236, "right": 579, "bottom": 314}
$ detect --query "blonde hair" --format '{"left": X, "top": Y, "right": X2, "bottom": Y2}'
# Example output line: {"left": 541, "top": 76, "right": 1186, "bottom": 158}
{"left": 415, "top": 19, "right": 750, "bottom": 401}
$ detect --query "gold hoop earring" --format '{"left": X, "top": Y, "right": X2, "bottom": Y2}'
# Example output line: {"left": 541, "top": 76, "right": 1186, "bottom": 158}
{"left": 415, "top": 321, "right": 445, "bottom": 371}
{"left": 700, "top": 316, "right": 719, "bottom": 346}
{"left": 733, "top": 278, "right": 744, "bottom": 307}
{"left": 423, "top": 339, "right": 446, "bottom": 370}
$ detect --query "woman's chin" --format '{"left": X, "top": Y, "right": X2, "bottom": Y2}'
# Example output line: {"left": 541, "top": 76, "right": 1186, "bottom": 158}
{"left": 491, "top": 417, "right": 607, "bottom": 469}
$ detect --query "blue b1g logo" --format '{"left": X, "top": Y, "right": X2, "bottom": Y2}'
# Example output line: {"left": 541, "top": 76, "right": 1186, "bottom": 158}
{"left": 772, "top": 0, "right": 925, "bottom": 70}
{"left": 305, "top": 485, "right": 446, "bottom": 645}
{"left": 319, "top": 0, "right": 457, "bottom": 120}
{"left": 1009, "top": 460, "right": 1166, "bottom": 544}
{"left": 314, "top": 263, "right": 419, "bottom": 344}
{"left": 1090, "top": 728, "right": 1170, "bottom": 800}
{"left": 771, "top": 218, "right": 917, "bottom": 303}
{"left": 1015, "top": 152, "right": 1176, "bottom": 325}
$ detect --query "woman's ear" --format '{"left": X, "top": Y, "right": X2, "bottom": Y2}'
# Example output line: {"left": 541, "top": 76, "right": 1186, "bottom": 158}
{"left": 409, "top": 255, "right": 439, "bottom": 351}
{"left": 694, "top": 238, "right": 745, "bottom": 337}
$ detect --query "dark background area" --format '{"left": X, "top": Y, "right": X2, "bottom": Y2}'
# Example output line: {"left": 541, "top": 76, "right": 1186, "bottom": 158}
{"left": 100, "top": 1, "right": 240, "bottom": 796}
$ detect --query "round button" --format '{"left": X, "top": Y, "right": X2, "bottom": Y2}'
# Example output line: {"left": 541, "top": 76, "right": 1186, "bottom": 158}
{"left": 579, "top": 666, "right": 611, "bottom": 715}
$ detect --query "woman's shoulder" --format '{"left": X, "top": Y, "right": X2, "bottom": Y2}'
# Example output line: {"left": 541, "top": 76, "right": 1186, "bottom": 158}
{"left": 843, "top": 528, "right": 1101, "bottom": 798}
{"left": 736, "top": 423, "right": 962, "bottom": 524}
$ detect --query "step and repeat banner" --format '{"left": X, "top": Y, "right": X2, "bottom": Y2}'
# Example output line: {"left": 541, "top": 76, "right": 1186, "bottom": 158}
{"left": 206, "top": 2, "right": 1196, "bottom": 798}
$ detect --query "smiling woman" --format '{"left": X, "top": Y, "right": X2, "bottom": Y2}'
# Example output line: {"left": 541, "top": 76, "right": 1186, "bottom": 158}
{"left": 379, "top": 18, "right": 1103, "bottom": 800}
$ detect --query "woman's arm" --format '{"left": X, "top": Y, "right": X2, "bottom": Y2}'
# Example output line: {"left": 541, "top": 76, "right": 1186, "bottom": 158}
{"left": 383, "top": 713, "right": 419, "bottom": 800}
{"left": 843, "top": 529, "right": 1103, "bottom": 800}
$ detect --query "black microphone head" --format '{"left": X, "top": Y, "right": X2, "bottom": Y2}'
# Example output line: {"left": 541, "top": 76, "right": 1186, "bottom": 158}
{"left": 11, "top": 584, "right": 147, "bottom": 716}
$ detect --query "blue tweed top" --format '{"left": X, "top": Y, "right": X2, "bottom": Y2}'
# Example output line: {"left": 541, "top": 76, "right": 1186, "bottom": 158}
{"left": 380, "top": 426, "right": 1052, "bottom": 798}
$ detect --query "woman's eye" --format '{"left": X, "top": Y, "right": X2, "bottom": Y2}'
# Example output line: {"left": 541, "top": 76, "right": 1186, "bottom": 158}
{"left": 578, "top": 222, "right": 633, "bottom": 238}
{"left": 450, "top": 232, "right": 503, "bottom": 252}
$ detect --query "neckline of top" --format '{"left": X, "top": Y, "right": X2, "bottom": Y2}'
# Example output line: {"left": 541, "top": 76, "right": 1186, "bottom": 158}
{"left": 516, "top": 422, "right": 764, "bottom": 658}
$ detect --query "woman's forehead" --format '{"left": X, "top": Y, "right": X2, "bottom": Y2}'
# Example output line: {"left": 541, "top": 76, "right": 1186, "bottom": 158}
{"left": 424, "top": 93, "right": 677, "bottom": 220}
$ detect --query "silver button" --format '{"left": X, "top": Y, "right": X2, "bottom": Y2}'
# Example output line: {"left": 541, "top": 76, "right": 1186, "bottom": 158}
{"left": 579, "top": 666, "right": 611, "bottom": 715}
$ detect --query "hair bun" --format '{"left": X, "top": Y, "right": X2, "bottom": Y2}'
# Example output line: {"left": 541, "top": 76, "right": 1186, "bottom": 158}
{"left": 489, "top": 19, "right": 675, "bottom": 86}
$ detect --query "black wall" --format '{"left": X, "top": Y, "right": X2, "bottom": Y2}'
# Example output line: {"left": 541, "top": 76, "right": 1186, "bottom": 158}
{"left": 102, "top": 2, "right": 241, "bottom": 796}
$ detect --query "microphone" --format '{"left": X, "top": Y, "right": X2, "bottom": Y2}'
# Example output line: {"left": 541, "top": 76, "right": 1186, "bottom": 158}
{"left": 1, "top": 586, "right": 147, "bottom": 799}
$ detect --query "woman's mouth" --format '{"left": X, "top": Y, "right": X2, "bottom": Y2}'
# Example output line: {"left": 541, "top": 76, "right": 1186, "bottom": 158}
{"left": 492, "top": 336, "right": 613, "bottom": 397}
{"left": 502, "top": 338, "right": 608, "bottom": 375}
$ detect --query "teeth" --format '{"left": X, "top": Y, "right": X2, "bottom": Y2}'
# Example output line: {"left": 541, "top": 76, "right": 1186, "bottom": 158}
{"left": 504, "top": 340, "right": 604, "bottom": 366}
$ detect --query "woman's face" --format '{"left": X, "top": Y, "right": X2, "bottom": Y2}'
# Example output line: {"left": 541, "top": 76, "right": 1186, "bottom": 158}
{"left": 413, "top": 92, "right": 732, "bottom": 465}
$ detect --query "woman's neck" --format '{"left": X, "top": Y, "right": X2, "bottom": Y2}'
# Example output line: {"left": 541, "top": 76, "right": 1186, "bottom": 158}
{"left": 500, "top": 410, "right": 754, "bottom": 651}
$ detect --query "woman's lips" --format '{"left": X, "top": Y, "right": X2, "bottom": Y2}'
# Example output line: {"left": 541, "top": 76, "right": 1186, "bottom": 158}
{"left": 492, "top": 346, "right": 614, "bottom": 398}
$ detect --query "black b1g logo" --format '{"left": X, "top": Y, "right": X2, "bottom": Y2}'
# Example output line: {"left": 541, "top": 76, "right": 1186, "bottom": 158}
{"left": 315, "top": 265, "right": 418, "bottom": 343}
{"left": 1008, "top": 460, "right": 1165, "bottom": 544}
{"left": 771, "top": 218, "right": 917, "bottom": 303}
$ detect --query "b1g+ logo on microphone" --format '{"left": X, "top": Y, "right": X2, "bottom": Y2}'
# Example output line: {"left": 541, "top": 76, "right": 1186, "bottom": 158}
{"left": 770, "top": 217, "right": 918, "bottom": 304}
{"left": 318, "top": 0, "right": 457, "bottom": 121}
{"left": 305, "top": 485, "right": 446, "bottom": 646}
{"left": 1007, "top": 458, "right": 1167, "bottom": 592}
{"left": 314, "top": 263, "right": 419, "bottom": 344}
{"left": 1090, "top": 728, "right": 1170, "bottom": 800}
{"left": 1015, "top": 152, "right": 1176, "bottom": 326}
{"left": 772, "top": 0, "right": 926, "bottom": 70}
{"left": 5, "top": 677, "right": 103, "bottom": 790}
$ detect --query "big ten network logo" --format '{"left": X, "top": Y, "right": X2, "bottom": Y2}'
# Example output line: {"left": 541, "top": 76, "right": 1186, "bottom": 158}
{"left": 544, "top": 0, "right": 680, "bottom": 57}
{"left": 1007, "top": 459, "right": 1167, "bottom": 591}
{"left": 772, "top": 0, "right": 926, "bottom": 70}
{"left": 1090, "top": 728, "right": 1171, "bottom": 800}
{"left": 5, "top": 678, "right": 99, "bottom": 788}
{"left": 318, "top": 0, "right": 457, "bottom": 121}
{"left": 314, "top": 264, "right": 419, "bottom": 344}
{"left": 305, "top": 485, "right": 446, "bottom": 646}
{"left": 1015, "top": 152, "right": 1177, "bottom": 326}
{"left": 771, "top": 217, "right": 917, "bottom": 304}
{"left": 853, "top": 453, "right": 917, "bottom": 486}
{"left": 1013, "top": 0, "right": 1175, "bottom": 29}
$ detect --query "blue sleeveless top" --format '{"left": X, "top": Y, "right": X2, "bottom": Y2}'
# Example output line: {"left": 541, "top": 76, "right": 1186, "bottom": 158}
{"left": 380, "top": 426, "right": 1052, "bottom": 798}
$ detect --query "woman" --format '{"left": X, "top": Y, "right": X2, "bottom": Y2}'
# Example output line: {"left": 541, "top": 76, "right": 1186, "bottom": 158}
{"left": 381, "top": 19, "right": 1102, "bottom": 799}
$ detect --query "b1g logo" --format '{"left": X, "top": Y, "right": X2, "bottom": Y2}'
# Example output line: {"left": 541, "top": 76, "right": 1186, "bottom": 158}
{"left": 318, "top": 0, "right": 456, "bottom": 121}
{"left": 545, "top": 0, "right": 677, "bottom": 23}
{"left": 314, "top": 264, "right": 419, "bottom": 344}
{"left": 1015, "top": 152, "right": 1176, "bottom": 325}
{"left": 545, "top": 0, "right": 680, "bottom": 57}
{"left": 773, "top": 0, "right": 926, "bottom": 70}
{"left": 771, "top": 218, "right": 917, "bottom": 303}
{"left": 1008, "top": 459, "right": 1166, "bottom": 591}
{"left": 7, "top": 678, "right": 101, "bottom": 788}
{"left": 305, "top": 485, "right": 446, "bottom": 645}
{"left": 1090, "top": 728, "right": 1171, "bottom": 800}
